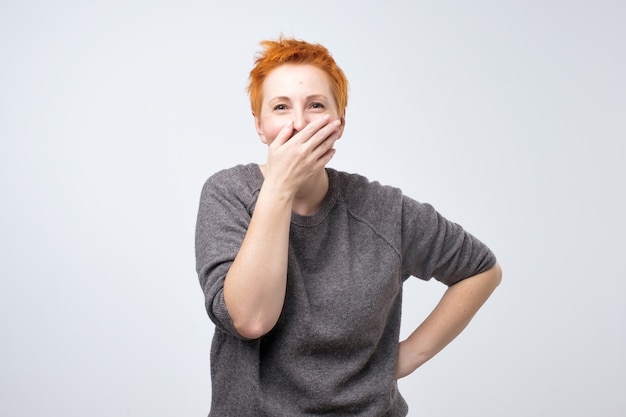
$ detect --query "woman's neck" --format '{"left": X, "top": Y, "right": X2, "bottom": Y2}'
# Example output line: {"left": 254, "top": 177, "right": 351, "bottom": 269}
{"left": 292, "top": 168, "right": 329, "bottom": 216}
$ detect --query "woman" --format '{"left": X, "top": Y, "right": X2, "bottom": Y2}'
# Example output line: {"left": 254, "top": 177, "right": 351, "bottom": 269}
{"left": 195, "top": 36, "right": 502, "bottom": 416}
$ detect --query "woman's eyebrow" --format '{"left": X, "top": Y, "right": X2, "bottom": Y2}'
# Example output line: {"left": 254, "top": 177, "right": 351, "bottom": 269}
{"left": 268, "top": 96, "right": 292, "bottom": 102}
{"left": 306, "top": 94, "right": 329, "bottom": 101}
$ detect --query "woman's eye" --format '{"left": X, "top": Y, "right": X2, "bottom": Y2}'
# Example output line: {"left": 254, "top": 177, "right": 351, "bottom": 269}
{"left": 273, "top": 104, "right": 287, "bottom": 111}
{"left": 310, "top": 102, "right": 325, "bottom": 109}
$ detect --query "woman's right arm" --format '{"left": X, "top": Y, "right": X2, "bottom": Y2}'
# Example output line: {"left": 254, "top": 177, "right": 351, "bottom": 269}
{"left": 223, "top": 117, "right": 341, "bottom": 339}
{"left": 222, "top": 179, "right": 294, "bottom": 339}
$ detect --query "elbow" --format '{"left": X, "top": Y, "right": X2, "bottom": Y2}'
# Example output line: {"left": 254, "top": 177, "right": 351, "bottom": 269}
{"left": 232, "top": 317, "right": 277, "bottom": 340}
{"left": 489, "top": 261, "right": 503, "bottom": 290}
{"left": 494, "top": 261, "right": 503, "bottom": 282}
{"left": 225, "top": 296, "right": 282, "bottom": 339}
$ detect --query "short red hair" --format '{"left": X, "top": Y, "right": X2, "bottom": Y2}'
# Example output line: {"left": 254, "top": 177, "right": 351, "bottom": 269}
{"left": 247, "top": 36, "right": 349, "bottom": 117}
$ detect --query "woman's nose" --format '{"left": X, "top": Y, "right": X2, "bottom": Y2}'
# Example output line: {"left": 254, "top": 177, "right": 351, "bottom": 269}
{"left": 292, "top": 111, "right": 308, "bottom": 132}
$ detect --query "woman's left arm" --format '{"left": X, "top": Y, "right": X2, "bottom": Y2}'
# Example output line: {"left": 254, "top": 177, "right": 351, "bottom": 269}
{"left": 395, "top": 262, "right": 503, "bottom": 379}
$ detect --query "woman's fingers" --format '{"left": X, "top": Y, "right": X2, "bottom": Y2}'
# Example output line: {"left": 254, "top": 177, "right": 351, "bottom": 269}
{"left": 265, "top": 116, "right": 342, "bottom": 186}
{"left": 271, "top": 121, "right": 295, "bottom": 147}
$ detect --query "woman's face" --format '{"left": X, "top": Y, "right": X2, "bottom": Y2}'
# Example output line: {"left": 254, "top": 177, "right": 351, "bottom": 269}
{"left": 255, "top": 64, "right": 344, "bottom": 144}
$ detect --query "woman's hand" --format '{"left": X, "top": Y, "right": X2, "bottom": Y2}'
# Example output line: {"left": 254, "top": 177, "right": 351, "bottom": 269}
{"left": 264, "top": 115, "right": 343, "bottom": 197}
{"left": 395, "top": 339, "right": 417, "bottom": 379}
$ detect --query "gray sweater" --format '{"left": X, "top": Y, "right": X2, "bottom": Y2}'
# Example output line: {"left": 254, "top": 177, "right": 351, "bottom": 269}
{"left": 195, "top": 163, "right": 496, "bottom": 416}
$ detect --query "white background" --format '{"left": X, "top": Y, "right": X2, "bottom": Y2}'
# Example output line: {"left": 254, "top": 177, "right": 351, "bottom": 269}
{"left": 1, "top": 1, "right": 624, "bottom": 416}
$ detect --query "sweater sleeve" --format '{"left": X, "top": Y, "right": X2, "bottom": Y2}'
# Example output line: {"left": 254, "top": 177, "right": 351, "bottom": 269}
{"left": 194, "top": 167, "right": 258, "bottom": 337}
{"left": 400, "top": 195, "right": 496, "bottom": 286}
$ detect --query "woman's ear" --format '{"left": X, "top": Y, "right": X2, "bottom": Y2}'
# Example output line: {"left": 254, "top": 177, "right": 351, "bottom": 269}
{"left": 337, "top": 116, "right": 346, "bottom": 138}
{"left": 253, "top": 113, "right": 268, "bottom": 144}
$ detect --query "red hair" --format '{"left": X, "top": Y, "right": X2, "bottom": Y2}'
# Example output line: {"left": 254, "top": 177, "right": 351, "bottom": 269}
{"left": 247, "top": 36, "right": 349, "bottom": 117}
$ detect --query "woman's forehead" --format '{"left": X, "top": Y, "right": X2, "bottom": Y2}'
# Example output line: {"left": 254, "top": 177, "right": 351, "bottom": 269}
{"left": 263, "top": 64, "right": 333, "bottom": 96}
